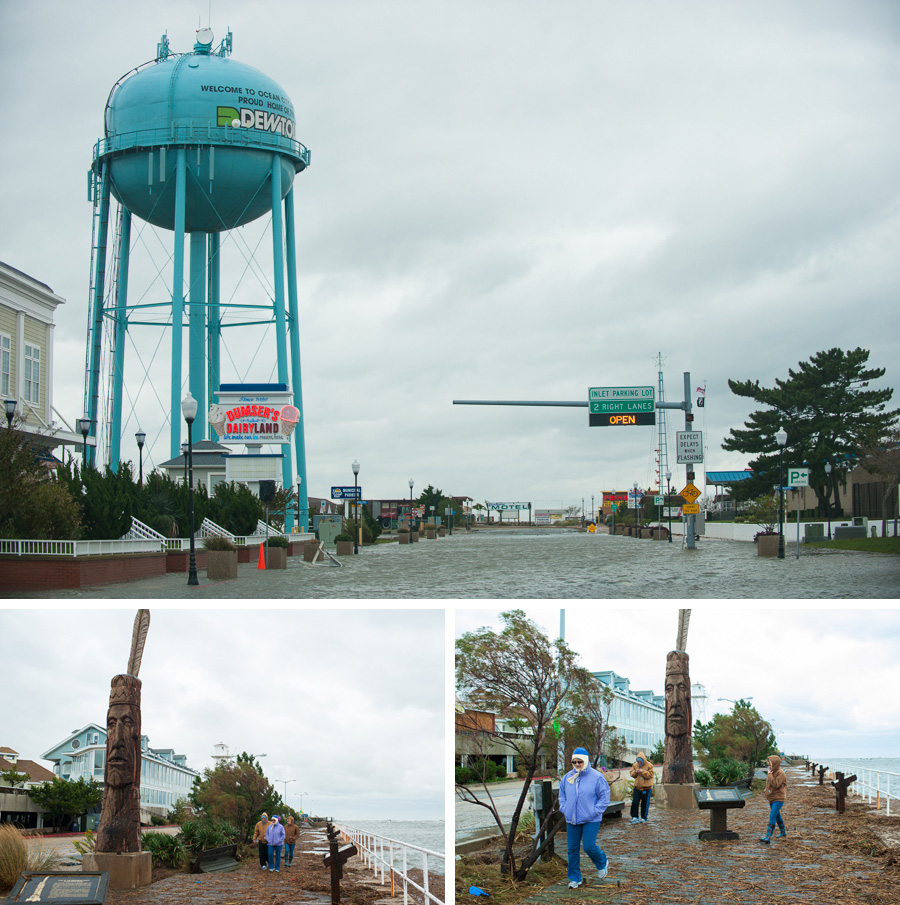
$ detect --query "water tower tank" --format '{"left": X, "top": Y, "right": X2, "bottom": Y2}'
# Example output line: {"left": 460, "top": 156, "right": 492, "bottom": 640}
{"left": 99, "top": 29, "right": 309, "bottom": 232}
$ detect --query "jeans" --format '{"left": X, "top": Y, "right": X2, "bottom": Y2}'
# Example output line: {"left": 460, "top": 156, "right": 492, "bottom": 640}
{"left": 268, "top": 844, "right": 282, "bottom": 871}
{"left": 768, "top": 801, "right": 785, "bottom": 831}
{"left": 631, "top": 788, "right": 651, "bottom": 820}
{"left": 566, "top": 821, "right": 607, "bottom": 882}
{"left": 284, "top": 843, "right": 295, "bottom": 865}
{"left": 258, "top": 842, "right": 268, "bottom": 867}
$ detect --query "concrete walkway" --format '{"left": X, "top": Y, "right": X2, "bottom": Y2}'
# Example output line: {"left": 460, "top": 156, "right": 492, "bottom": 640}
{"left": 483, "top": 768, "right": 899, "bottom": 904}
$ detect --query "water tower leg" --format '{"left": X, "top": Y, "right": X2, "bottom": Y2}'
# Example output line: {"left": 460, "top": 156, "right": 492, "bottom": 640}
{"left": 285, "top": 188, "right": 309, "bottom": 531}
{"left": 209, "top": 233, "right": 221, "bottom": 421}
{"left": 86, "top": 162, "right": 112, "bottom": 469}
{"left": 110, "top": 210, "right": 132, "bottom": 471}
{"left": 189, "top": 232, "right": 207, "bottom": 439}
{"left": 171, "top": 149, "right": 187, "bottom": 456}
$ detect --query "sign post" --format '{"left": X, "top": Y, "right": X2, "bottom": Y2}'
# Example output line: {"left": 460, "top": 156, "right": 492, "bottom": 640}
{"left": 788, "top": 467, "right": 809, "bottom": 561}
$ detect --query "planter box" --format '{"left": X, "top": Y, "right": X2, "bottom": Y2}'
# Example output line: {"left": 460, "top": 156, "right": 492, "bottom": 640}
{"left": 206, "top": 550, "right": 238, "bottom": 579}
{"left": 267, "top": 547, "right": 287, "bottom": 569}
{"left": 653, "top": 527, "right": 669, "bottom": 541}
{"left": 426, "top": 529, "right": 436, "bottom": 539}
{"left": 236, "top": 545, "right": 252, "bottom": 563}
{"left": 166, "top": 549, "right": 209, "bottom": 573}
{"left": 335, "top": 541, "right": 353, "bottom": 556}
{"left": 410, "top": 532, "right": 419, "bottom": 543}
{"left": 1, "top": 552, "right": 167, "bottom": 592}
{"left": 757, "top": 534, "right": 780, "bottom": 557}
{"left": 398, "top": 533, "right": 410, "bottom": 545}
{"left": 303, "top": 542, "right": 321, "bottom": 562}
{"left": 438, "top": 528, "right": 446, "bottom": 537}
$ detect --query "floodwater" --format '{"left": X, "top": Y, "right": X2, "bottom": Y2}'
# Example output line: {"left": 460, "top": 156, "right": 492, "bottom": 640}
{"left": 17, "top": 528, "right": 900, "bottom": 599}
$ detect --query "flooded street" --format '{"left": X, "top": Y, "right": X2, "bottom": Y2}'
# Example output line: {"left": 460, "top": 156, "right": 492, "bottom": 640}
{"left": 19, "top": 528, "right": 900, "bottom": 599}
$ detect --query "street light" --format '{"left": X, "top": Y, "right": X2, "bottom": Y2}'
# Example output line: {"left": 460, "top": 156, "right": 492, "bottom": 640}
{"left": 666, "top": 470, "right": 673, "bottom": 543}
{"left": 275, "top": 778, "right": 296, "bottom": 801}
{"left": 352, "top": 459, "right": 360, "bottom": 554}
{"left": 182, "top": 392, "right": 199, "bottom": 586}
{"left": 181, "top": 441, "right": 189, "bottom": 484}
{"left": 77, "top": 413, "right": 91, "bottom": 470}
{"left": 776, "top": 425, "right": 788, "bottom": 559}
{"left": 824, "top": 461, "right": 833, "bottom": 541}
{"left": 633, "top": 481, "right": 640, "bottom": 533}
{"left": 298, "top": 791, "right": 310, "bottom": 812}
{"left": 4, "top": 399, "right": 15, "bottom": 429}
{"left": 135, "top": 430, "right": 146, "bottom": 486}
{"left": 408, "top": 478, "right": 414, "bottom": 546}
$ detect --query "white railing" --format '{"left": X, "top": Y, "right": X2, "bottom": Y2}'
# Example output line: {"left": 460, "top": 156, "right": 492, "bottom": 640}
{"left": 828, "top": 763, "right": 900, "bottom": 817}
{"left": 122, "top": 518, "right": 166, "bottom": 542}
{"left": 0, "top": 537, "right": 163, "bottom": 557}
{"left": 334, "top": 823, "right": 443, "bottom": 905}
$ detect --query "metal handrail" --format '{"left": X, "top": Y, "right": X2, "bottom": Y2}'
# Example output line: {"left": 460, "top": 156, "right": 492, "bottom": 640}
{"left": 0, "top": 538, "right": 163, "bottom": 558}
{"left": 828, "top": 763, "right": 900, "bottom": 817}
{"left": 334, "top": 823, "right": 443, "bottom": 905}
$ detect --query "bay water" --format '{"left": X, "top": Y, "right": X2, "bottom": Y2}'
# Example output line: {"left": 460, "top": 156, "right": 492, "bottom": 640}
{"left": 340, "top": 819, "right": 445, "bottom": 875}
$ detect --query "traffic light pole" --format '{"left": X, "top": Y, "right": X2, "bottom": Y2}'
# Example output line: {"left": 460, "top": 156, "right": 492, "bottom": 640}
{"left": 656, "top": 372, "right": 696, "bottom": 550}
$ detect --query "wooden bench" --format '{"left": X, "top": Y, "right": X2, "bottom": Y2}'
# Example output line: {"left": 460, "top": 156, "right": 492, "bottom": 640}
{"left": 191, "top": 844, "right": 241, "bottom": 874}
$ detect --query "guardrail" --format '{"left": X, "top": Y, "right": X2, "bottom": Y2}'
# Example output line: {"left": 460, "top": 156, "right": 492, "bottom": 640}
{"left": 334, "top": 823, "right": 443, "bottom": 905}
{"left": 827, "top": 763, "right": 900, "bottom": 816}
{"left": 0, "top": 538, "right": 163, "bottom": 557}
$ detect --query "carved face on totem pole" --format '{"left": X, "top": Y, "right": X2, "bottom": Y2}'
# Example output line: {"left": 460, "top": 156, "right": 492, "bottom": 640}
{"left": 95, "top": 673, "right": 143, "bottom": 853}
{"left": 662, "top": 650, "right": 694, "bottom": 784}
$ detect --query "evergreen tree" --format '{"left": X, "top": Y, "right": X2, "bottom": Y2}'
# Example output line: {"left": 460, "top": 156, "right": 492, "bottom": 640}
{"left": 723, "top": 348, "right": 897, "bottom": 514}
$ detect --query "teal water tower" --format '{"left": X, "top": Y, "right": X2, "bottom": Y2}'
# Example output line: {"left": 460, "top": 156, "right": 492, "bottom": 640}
{"left": 84, "top": 28, "right": 310, "bottom": 527}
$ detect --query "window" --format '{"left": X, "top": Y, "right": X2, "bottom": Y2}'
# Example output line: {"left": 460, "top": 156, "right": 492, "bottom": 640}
{"left": 23, "top": 344, "right": 40, "bottom": 404}
{"left": 0, "top": 333, "right": 9, "bottom": 397}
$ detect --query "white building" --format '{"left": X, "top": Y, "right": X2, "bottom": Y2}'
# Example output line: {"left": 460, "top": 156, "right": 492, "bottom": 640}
{"left": 592, "top": 670, "right": 666, "bottom": 761}
{"left": 0, "top": 261, "right": 92, "bottom": 460}
{"left": 42, "top": 723, "right": 200, "bottom": 827}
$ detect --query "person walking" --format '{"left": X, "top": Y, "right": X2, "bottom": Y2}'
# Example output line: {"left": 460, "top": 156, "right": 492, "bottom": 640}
{"left": 759, "top": 754, "right": 787, "bottom": 844}
{"left": 629, "top": 752, "right": 654, "bottom": 824}
{"left": 558, "top": 747, "right": 611, "bottom": 888}
{"left": 283, "top": 815, "right": 300, "bottom": 866}
{"left": 253, "top": 812, "right": 272, "bottom": 869}
{"left": 267, "top": 814, "right": 286, "bottom": 871}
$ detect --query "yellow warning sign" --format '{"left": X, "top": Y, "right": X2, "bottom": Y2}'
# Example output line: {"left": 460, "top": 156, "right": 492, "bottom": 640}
{"left": 682, "top": 503, "right": 700, "bottom": 515}
{"left": 680, "top": 482, "right": 702, "bottom": 503}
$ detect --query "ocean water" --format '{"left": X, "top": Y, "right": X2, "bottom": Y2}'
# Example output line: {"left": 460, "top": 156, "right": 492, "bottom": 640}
{"left": 818, "top": 757, "right": 900, "bottom": 798}
{"left": 339, "top": 819, "right": 445, "bottom": 875}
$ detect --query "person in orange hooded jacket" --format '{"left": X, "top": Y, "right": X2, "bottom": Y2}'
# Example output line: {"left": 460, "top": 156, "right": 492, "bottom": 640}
{"left": 759, "top": 754, "right": 787, "bottom": 843}
{"left": 629, "top": 752, "right": 654, "bottom": 824}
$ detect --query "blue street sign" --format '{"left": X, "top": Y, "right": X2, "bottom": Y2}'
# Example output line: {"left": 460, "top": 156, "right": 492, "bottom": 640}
{"left": 331, "top": 486, "right": 362, "bottom": 500}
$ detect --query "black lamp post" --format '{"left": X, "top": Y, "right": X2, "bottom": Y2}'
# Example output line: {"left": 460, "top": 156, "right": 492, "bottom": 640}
{"left": 666, "top": 470, "right": 673, "bottom": 543}
{"left": 824, "top": 461, "right": 833, "bottom": 541}
{"left": 77, "top": 414, "right": 91, "bottom": 471}
{"left": 776, "top": 425, "right": 788, "bottom": 559}
{"left": 408, "top": 478, "right": 414, "bottom": 545}
{"left": 633, "top": 481, "right": 640, "bottom": 533}
{"left": 352, "top": 459, "right": 360, "bottom": 554}
{"left": 135, "top": 430, "right": 146, "bottom": 486}
{"left": 181, "top": 442, "right": 189, "bottom": 484}
{"left": 182, "top": 392, "right": 199, "bottom": 586}
{"left": 4, "top": 399, "right": 15, "bottom": 429}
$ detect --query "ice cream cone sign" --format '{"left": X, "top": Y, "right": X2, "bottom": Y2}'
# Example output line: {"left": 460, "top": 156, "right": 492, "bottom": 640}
{"left": 280, "top": 405, "right": 300, "bottom": 438}
{"left": 208, "top": 403, "right": 227, "bottom": 438}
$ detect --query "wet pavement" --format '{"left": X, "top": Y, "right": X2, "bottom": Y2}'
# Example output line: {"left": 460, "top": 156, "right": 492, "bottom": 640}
{"left": 9, "top": 529, "right": 900, "bottom": 599}
{"left": 485, "top": 767, "right": 900, "bottom": 904}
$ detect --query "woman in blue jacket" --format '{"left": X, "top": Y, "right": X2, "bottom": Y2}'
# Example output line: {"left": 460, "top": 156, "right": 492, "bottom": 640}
{"left": 558, "top": 747, "right": 611, "bottom": 888}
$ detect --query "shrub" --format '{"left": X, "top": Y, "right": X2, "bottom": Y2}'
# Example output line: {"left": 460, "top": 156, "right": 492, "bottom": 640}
{"left": 178, "top": 816, "right": 240, "bottom": 857}
{"left": 0, "top": 825, "right": 60, "bottom": 893}
{"left": 142, "top": 831, "right": 187, "bottom": 869}
{"left": 266, "top": 534, "right": 289, "bottom": 548}
{"left": 334, "top": 533, "right": 353, "bottom": 543}
{"left": 71, "top": 830, "right": 95, "bottom": 856}
{"left": 455, "top": 766, "right": 473, "bottom": 785}
{"left": 202, "top": 535, "right": 236, "bottom": 551}
{"left": 694, "top": 769, "right": 713, "bottom": 786}
{"left": 150, "top": 815, "right": 167, "bottom": 826}
{"left": 703, "top": 757, "right": 748, "bottom": 785}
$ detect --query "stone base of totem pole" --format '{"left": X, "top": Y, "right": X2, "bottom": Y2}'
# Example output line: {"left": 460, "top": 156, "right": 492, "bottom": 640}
{"left": 83, "top": 852, "right": 152, "bottom": 888}
{"left": 657, "top": 783, "right": 699, "bottom": 809}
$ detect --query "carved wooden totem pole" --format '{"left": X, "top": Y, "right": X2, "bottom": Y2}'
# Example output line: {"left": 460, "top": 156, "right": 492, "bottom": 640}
{"left": 662, "top": 610, "right": 695, "bottom": 784}
{"left": 95, "top": 610, "right": 150, "bottom": 853}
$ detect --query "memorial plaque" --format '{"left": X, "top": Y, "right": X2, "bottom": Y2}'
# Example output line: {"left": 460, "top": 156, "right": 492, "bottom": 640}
{"left": 3, "top": 872, "right": 108, "bottom": 904}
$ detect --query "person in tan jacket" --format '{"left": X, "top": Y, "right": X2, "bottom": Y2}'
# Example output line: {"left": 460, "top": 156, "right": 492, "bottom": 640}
{"left": 283, "top": 815, "right": 300, "bottom": 866}
{"left": 629, "top": 752, "right": 655, "bottom": 824}
{"left": 759, "top": 754, "right": 787, "bottom": 844}
{"left": 253, "top": 812, "right": 274, "bottom": 868}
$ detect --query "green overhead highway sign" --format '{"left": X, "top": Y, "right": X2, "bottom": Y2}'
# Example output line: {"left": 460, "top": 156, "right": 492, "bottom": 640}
{"left": 589, "top": 385, "right": 655, "bottom": 414}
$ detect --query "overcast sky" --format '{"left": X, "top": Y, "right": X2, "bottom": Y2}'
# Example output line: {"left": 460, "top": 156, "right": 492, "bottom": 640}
{"left": 1, "top": 1, "right": 898, "bottom": 509}
{"left": 455, "top": 605, "right": 900, "bottom": 759}
{"left": 1, "top": 607, "right": 444, "bottom": 821}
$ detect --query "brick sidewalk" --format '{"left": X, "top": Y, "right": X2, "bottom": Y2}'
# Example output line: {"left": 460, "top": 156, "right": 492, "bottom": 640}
{"left": 517, "top": 768, "right": 899, "bottom": 905}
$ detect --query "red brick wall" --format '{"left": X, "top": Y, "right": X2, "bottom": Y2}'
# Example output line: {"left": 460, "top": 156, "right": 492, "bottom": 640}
{"left": 0, "top": 553, "right": 169, "bottom": 591}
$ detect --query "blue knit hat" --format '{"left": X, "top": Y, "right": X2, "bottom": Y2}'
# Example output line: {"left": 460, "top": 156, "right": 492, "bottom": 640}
{"left": 572, "top": 747, "right": 590, "bottom": 764}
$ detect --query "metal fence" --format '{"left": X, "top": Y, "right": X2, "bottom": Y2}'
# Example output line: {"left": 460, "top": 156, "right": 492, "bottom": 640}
{"left": 334, "top": 823, "right": 443, "bottom": 905}
{"left": 828, "top": 763, "right": 900, "bottom": 817}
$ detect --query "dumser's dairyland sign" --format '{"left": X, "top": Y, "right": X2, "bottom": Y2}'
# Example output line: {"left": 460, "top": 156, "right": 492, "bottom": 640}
{"left": 209, "top": 383, "right": 298, "bottom": 444}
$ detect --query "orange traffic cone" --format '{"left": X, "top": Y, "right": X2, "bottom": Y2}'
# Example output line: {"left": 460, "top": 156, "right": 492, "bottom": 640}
{"left": 258, "top": 543, "right": 266, "bottom": 570}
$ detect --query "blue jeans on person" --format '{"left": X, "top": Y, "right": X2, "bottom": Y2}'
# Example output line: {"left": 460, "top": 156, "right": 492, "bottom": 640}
{"left": 768, "top": 801, "right": 785, "bottom": 831}
{"left": 268, "top": 844, "right": 282, "bottom": 871}
{"left": 284, "top": 843, "right": 295, "bottom": 865}
{"left": 566, "top": 821, "right": 607, "bottom": 883}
